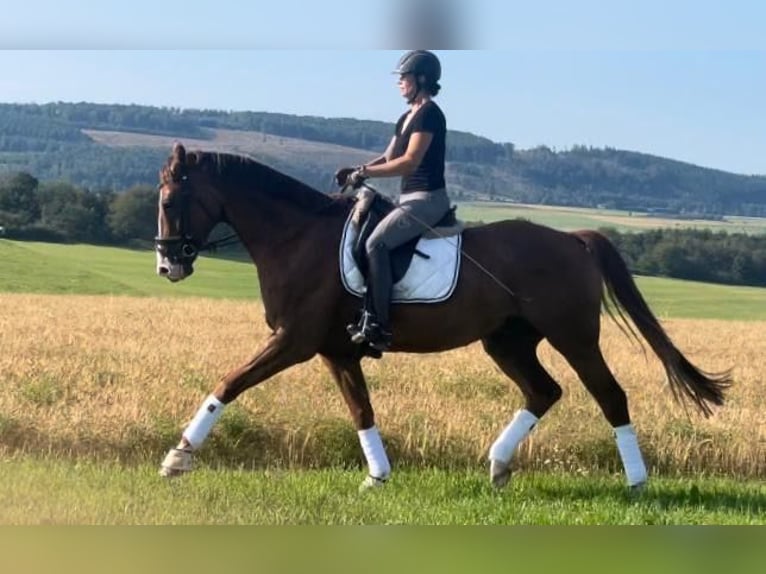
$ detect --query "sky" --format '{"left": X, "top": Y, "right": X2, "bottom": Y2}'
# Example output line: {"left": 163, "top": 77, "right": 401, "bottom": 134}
{"left": 0, "top": 0, "right": 764, "bottom": 176}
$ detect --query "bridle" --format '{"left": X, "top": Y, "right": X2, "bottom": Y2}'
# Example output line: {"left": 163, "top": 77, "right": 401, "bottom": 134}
{"left": 154, "top": 174, "right": 239, "bottom": 268}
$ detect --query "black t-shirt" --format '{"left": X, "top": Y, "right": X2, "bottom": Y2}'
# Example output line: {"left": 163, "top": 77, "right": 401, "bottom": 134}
{"left": 390, "top": 101, "right": 446, "bottom": 192}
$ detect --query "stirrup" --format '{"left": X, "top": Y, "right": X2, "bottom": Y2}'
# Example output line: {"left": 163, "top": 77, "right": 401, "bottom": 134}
{"left": 349, "top": 324, "right": 369, "bottom": 345}
{"left": 347, "top": 321, "right": 363, "bottom": 339}
{"left": 347, "top": 311, "right": 374, "bottom": 344}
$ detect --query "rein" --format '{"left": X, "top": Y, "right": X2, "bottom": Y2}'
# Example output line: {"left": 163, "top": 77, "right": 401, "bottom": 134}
{"left": 199, "top": 232, "right": 240, "bottom": 253}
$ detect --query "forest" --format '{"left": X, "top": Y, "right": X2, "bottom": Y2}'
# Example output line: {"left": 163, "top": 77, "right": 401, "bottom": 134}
{"left": 1, "top": 102, "right": 765, "bottom": 216}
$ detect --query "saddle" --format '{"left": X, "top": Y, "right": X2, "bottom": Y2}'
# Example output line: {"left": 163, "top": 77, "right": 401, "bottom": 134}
{"left": 351, "top": 190, "right": 461, "bottom": 284}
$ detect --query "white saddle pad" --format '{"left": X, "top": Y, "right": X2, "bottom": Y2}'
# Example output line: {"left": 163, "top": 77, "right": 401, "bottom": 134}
{"left": 339, "top": 213, "right": 462, "bottom": 303}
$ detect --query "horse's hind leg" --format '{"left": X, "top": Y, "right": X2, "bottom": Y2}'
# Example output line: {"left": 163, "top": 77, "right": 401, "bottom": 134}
{"left": 482, "top": 318, "right": 563, "bottom": 488}
{"left": 320, "top": 354, "right": 390, "bottom": 490}
{"left": 548, "top": 334, "right": 648, "bottom": 489}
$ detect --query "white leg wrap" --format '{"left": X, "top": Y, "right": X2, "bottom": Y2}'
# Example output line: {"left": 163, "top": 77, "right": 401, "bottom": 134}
{"left": 182, "top": 395, "right": 225, "bottom": 450}
{"left": 614, "top": 424, "right": 648, "bottom": 486}
{"left": 489, "top": 409, "right": 539, "bottom": 464}
{"left": 358, "top": 426, "right": 391, "bottom": 479}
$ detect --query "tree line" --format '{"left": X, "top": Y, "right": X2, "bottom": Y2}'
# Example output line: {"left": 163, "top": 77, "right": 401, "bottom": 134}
{"left": 0, "top": 171, "right": 156, "bottom": 246}
{"left": 3, "top": 102, "right": 765, "bottom": 215}
{"left": 599, "top": 227, "right": 766, "bottom": 287}
{"left": 0, "top": 102, "right": 502, "bottom": 163}
{"left": 2, "top": 170, "right": 765, "bottom": 288}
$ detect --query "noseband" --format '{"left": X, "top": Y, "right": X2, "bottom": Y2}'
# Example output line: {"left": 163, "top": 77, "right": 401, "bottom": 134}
{"left": 155, "top": 175, "right": 238, "bottom": 267}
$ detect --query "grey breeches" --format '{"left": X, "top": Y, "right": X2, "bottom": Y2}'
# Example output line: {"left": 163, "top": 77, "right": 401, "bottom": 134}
{"left": 365, "top": 189, "right": 450, "bottom": 254}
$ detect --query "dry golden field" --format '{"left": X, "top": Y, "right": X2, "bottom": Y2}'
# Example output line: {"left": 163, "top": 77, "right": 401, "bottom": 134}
{"left": 0, "top": 293, "right": 763, "bottom": 478}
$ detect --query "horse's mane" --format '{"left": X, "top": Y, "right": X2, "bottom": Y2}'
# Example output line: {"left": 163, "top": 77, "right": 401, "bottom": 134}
{"left": 184, "top": 150, "right": 353, "bottom": 217}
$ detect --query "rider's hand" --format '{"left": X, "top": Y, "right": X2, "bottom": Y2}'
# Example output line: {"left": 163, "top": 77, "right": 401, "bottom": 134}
{"left": 347, "top": 167, "right": 367, "bottom": 189}
{"left": 334, "top": 166, "right": 356, "bottom": 187}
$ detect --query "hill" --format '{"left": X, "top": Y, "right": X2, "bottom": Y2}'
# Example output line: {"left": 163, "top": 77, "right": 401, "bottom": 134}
{"left": 1, "top": 101, "right": 766, "bottom": 215}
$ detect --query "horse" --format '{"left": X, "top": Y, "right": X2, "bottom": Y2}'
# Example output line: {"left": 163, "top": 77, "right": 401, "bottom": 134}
{"left": 154, "top": 143, "right": 731, "bottom": 491}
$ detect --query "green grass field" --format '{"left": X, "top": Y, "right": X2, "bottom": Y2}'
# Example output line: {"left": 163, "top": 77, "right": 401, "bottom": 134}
{"left": 2, "top": 239, "right": 764, "bottom": 320}
{"left": 0, "top": 239, "right": 261, "bottom": 299}
{"left": 1, "top": 454, "right": 763, "bottom": 525}
{"left": 457, "top": 201, "right": 766, "bottom": 234}
{"left": 459, "top": 202, "right": 629, "bottom": 230}
{"left": 632, "top": 276, "right": 766, "bottom": 320}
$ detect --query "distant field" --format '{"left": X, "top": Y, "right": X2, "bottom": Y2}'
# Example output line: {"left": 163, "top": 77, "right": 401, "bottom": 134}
{"left": 0, "top": 240, "right": 260, "bottom": 299}
{"left": 457, "top": 202, "right": 766, "bottom": 234}
{"left": 632, "top": 276, "right": 766, "bottom": 321}
{"left": 2, "top": 239, "right": 764, "bottom": 320}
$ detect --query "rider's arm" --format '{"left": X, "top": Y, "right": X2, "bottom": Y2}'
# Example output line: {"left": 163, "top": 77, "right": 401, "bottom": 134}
{"left": 361, "top": 131, "right": 432, "bottom": 178}
{"left": 363, "top": 136, "right": 397, "bottom": 168}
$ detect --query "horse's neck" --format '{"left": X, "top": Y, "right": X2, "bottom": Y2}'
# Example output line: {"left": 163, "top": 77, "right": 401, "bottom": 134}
{"left": 222, "top": 182, "right": 346, "bottom": 267}
{"left": 222, "top": 185, "right": 347, "bottom": 324}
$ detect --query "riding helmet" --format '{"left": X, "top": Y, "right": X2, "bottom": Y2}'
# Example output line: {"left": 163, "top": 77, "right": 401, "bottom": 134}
{"left": 393, "top": 50, "right": 441, "bottom": 86}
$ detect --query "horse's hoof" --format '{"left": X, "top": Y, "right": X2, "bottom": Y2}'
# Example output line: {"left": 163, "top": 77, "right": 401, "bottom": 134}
{"left": 489, "top": 459, "right": 512, "bottom": 489}
{"left": 159, "top": 465, "right": 187, "bottom": 478}
{"left": 629, "top": 481, "right": 647, "bottom": 495}
{"left": 359, "top": 474, "right": 388, "bottom": 492}
{"left": 159, "top": 447, "right": 193, "bottom": 478}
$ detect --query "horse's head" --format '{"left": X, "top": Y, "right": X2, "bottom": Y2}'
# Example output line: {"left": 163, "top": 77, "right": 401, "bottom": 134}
{"left": 155, "top": 143, "right": 224, "bottom": 282}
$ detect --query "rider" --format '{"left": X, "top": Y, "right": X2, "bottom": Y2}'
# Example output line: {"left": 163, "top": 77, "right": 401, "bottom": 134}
{"left": 336, "top": 50, "right": 450, "bottom": 351}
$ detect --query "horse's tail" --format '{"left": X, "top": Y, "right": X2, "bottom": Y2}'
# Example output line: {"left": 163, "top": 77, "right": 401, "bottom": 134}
{"left": 574, "top": 229, "right": 732, "bottom": 417}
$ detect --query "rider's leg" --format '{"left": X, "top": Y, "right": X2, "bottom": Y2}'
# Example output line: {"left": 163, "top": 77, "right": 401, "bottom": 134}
{"left": 362, "top": 241, "right": 393, "bottom": 350}
{"left": 351, "top": 190, "right": 451, "bottom": 349}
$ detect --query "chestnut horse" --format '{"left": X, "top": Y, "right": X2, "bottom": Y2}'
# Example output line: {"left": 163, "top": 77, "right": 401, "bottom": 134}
{"left": 155, "top": 143, "right": 730, "bottom": 491}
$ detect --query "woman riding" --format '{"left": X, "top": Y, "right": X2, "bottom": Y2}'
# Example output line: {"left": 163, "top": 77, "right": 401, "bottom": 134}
{"left": 337, "top": 50, "right": 450, "bottom": 352}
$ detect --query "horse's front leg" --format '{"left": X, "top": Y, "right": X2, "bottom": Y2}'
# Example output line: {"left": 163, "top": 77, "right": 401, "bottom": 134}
{"left": 160, "top": 327, "right": 314, "bottom": 477}
{"left": 320, "top": 354, "right": 391, "bottom": 491}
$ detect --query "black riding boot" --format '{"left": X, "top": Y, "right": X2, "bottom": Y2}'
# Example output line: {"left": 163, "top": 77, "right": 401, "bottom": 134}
{"left": 349, "top": 243, "right": 393, "bottom": 351}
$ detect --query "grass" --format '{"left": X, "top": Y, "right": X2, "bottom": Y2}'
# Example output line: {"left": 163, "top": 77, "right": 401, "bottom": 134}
{"left": 634, "top": 276, "right": 766, "bottom": 320}
{"left": 459, "top": 202, "right": 627, "bottom": 231}
{"left": 0, "top": 454, "right": 763, "bottom": 524}
{"left": 0, "top": 239, "right": 260, "bottom": 299}
{"left": 457, "top": 201, "right": 766, "bottom": 234}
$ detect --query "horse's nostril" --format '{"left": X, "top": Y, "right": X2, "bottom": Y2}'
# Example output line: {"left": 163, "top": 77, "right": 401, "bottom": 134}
{"left": 158, "top": 266, "right": 170, "bottom": 276}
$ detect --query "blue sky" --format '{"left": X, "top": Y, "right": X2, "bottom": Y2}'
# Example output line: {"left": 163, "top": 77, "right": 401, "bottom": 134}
{"left": 0, "top": 1, "right": 764, "bottom": 175}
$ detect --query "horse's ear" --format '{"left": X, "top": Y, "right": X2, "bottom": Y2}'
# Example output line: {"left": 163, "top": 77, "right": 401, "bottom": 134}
{"left": 186, "top": 152, "right": 200, "bottom": 167}
{"left": 168, "top": 142, "right": 187, "bottom": 179}
{"left": 172, "top": 142, "right": 186, "bottom": 164}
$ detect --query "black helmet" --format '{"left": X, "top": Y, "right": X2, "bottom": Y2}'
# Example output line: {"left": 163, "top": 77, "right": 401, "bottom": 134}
{"left": 393, "top": 50, "right": 441, "bottom": 86}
